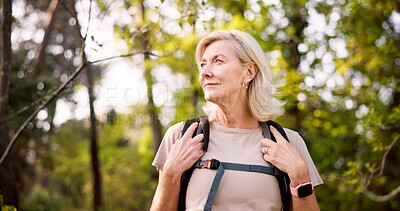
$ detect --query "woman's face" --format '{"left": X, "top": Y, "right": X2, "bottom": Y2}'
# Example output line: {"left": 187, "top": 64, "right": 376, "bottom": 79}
{"left": 198, "top": 40, "right": 246, "bottom": 106}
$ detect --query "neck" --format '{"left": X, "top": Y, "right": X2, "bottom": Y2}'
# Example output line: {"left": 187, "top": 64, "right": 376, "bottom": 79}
{"left": 215, "top": 103, "right": 259, "bottom": 129}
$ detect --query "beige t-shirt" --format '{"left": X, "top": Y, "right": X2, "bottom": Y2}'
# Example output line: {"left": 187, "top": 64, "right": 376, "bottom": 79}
{"left": 152, "top": 121, "right": 323, "bottom": 211}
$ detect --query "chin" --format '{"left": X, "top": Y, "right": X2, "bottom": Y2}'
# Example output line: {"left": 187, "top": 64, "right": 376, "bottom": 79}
{"left": 204, "top": 95, "right": 216, "bottom": 104}
{"left": 204, "top": 90, "right": 228, "bottom": 104}
{"left": 204, "top": 94, "right": 214, "bottom": 102}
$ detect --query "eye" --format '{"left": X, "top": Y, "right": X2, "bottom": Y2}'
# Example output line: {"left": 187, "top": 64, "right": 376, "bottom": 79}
{"left": 200, "top": 62, "right": 207, "bottom": 68}
{"left": 214, "top": 58, "right": 223, "bottom": 64}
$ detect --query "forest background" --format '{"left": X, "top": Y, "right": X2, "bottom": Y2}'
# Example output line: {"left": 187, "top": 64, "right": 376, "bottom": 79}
{"left": 0, "top": 0, "right": 399, "bottom": 210}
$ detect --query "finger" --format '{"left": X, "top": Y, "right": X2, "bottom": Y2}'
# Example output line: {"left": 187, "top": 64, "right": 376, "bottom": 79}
{"left": 269, "top": 126, "right": 286, "bottom": 142}
{"left": 195, "top": 147, "right": 206, "bottom": 157}
{"left": 192, "top": 133, "right": 204, "bottom": 143}
{"left": 263, "top": 154, "right": 271, "bottom": 163}
{"left": 261, "top": 146, "right": 270, "bottom": 155}
{"left": 192, "top": 134, "right": 205, "bottom": 150}
{"left": 261, "top": 138, "right": 274, "bottom": 146}
{"left": 182, "top": 122, "right": 199, "bottom": 139}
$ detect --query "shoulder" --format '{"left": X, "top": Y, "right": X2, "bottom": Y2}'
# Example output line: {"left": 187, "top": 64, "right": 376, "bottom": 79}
{"left": 283, "top": 128, "right": 304, "bottom": 144}
{"left": 164, "top": 121, "right": 185, "bottom": 142}
{"left": 282, "top": 128, "right": 309, "bottom": 154}
{"left": 282, "top": 128, "right": 302, "bottom": 142}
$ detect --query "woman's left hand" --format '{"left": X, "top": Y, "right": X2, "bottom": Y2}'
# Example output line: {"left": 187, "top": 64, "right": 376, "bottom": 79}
{"left": 261, "top": 126, "right": 310, "bottom": 183}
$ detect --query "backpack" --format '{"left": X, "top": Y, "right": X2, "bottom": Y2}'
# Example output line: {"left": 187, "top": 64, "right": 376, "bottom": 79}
{"left": 178, "top": 115, "right": 291, "bottom": 211}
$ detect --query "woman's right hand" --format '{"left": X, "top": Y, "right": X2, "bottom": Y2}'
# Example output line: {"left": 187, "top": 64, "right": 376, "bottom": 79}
{"left": 150, "top": 123, "right": 204, "bottom": 211}
{"left": 162, "top": 122, "right": 205, "bottom": 176}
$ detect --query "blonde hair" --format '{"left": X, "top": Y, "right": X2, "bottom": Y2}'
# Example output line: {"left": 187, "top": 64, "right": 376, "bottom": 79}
{"left": 195, "top": 30, "right": 285, "bottom": 121}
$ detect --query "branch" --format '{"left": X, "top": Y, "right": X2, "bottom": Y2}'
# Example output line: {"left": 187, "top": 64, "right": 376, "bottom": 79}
{"left": 0, "top": 97, "right": 42, "bottom": 124}
{"left": 0, "top": 60, "right": 87, "bottom": 165}
{"left": 361, "top": 134, "right": 400, "bottom": 202}
{"left": 378, "top": 134, "right": 399, "bottom": 176}
{"left": 88, "top": 51, "right": 159, "bottom": 65}
{"left": 83, "top": 0, "right": 93, "bottom": 41}
{"left": 362, "top": 185, "right": 400, "bottom": 202}
{"left": 364, "top": 134, "right": 400, "bottom": 187}
{"left": 379, "top": 124, "right": 400, "bottom": 130}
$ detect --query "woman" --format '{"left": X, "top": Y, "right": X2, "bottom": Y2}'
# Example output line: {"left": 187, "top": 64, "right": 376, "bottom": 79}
{"left": 150, "top": 30, "right": 323, "bottom": 211}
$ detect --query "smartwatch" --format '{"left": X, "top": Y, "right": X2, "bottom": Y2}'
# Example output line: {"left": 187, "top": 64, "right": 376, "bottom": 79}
{"left": 290, "top": 182, "right": 313, "bottom": 198}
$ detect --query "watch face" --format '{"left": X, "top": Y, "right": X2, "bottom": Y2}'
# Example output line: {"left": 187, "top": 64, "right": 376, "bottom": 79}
{"left": 298, "top": 183, "right": 313, "bottom": 198}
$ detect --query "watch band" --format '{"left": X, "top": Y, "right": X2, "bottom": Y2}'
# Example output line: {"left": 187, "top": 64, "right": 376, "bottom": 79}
{"left": 290, "top": 181, "right": 313, "bottom": 198}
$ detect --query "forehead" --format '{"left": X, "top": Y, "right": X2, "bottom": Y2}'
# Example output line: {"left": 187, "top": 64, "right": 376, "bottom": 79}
{"left": 202, "top": 40, "right": 237, "bottom": 59}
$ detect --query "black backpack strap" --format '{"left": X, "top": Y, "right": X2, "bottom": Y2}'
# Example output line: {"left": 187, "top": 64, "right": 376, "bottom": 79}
{"left": 180, "top": 115, "right": 210, "bottom": 150}
{"left": 181, "top": 117, "right": 200, "bottom": 137}
{"left": 266, "top": 120, "right": 289, "bottom": 141}
{"left": 178, "top": 116, "right": 210, "bottom": 211}
{"left": 261, "top": 121, "right": 291, "bottom": 211}
{"left": 178, "top": 117, "right": 199, "bottom": 211}
{"left": 199, "top": 116, "right": 210, "bottom": 151}
{"left": 260, "top": 121, "right": 272, "bottom": 140}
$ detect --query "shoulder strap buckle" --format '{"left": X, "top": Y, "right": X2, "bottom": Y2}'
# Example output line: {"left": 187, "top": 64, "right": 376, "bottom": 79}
{"left": 196, "top": 159, "right": 220, "bottom": 170}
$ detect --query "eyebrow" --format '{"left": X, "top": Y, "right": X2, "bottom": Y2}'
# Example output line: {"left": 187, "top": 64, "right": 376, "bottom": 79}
{"left": 201, "top": 54, "right": 228, "bottom": 61}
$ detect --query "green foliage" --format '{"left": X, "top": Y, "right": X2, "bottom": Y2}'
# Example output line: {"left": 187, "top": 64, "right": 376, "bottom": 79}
{"left": 28, "top": 112, "right": 158, "bottom": 210}
{"left": 19, "top": 185, "right": 61, "bottom": 211}
{"left": 98, "top": 113, "right": 157, "bottom": 210}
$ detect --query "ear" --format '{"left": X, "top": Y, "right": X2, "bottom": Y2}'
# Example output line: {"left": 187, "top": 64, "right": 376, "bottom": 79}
{"left": 243, "top": 63, "right": 258, "bottom": 83}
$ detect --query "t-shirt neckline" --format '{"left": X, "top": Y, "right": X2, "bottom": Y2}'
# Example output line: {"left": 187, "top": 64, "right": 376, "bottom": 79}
{"left": 211, "top": 121, "right": 262, "bottom": 134}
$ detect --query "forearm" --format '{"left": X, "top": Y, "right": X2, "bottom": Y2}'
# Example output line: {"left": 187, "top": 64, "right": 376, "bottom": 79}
{"left": 288, "top": 163, "right": 320, "bottom": 211}
{"left": 150, "top": 170, "right": 181, "bottom": 211}
{"left": 291, "top": 193, "right": 320, "bottom": 211}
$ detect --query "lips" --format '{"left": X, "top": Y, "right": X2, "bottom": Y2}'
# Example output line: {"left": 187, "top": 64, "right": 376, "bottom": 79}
{"left": 204, "top": 83, "right": 219, "bottom": 88}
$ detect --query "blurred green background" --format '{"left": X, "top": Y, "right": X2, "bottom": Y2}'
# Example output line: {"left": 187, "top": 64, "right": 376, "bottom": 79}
{"left": 0, "top": 0, "right": 399, "bottom": 210}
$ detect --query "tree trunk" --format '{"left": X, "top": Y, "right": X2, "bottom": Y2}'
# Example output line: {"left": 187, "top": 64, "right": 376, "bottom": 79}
{"left": 0, "top": 0, "right": 18, "bottom": 208}
{"left": 34, "top": 0, "right": 61, "bottom": 76}
{"left": 145, "top": 57, "right": 163, "bottom": 153}
{"left": 68, "top": 0, "right": 102, "bottom": 209}
{"left": 86, "top": 65, "right": 102, "bottom": 211}
{"left": 137, "top": 0, "right": 162, "bottom": 153}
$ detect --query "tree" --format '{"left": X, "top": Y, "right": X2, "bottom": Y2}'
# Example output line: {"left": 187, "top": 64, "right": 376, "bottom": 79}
{"left": 0, "top": 0, "right": 103, "bottom": 209}
{"left": 136, "top": 0, "right": 163, "bottom": 153}
{"left": 66, "top": 0, "right": 103, "bottom": 208}
{"left": 337, "top": 0, "right": 400, "bottom": 208}
{"left": 0, "top": 0, "right": 18, "bottom": 207}
{"left": 86, "top": 64, "right": 102, "bottom": 210}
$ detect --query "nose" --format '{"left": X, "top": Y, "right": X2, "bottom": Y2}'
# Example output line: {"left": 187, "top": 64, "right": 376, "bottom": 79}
{"left": 200, "top": 64, "right": 212, "bottom": 78}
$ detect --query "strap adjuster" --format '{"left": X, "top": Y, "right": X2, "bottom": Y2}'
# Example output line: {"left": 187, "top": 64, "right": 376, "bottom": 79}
{"left": 196, "top": 159, "right": 220, "bottom": 170}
